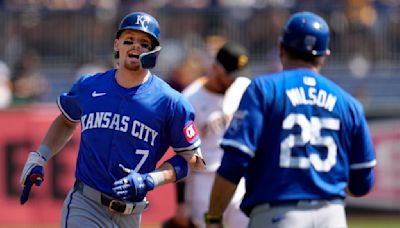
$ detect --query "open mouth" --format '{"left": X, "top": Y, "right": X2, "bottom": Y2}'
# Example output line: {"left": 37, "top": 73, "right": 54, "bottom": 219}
{"left": 128, "top": 53, "right": 140, "bottom": 59}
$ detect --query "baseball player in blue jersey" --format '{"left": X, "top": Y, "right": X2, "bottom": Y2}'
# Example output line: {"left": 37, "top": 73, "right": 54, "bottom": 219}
{"left": 204, "top": 12, "right": 377, "bottom": 228}
{"left": 19, "top": 12, "right": 204, "bottom": 228}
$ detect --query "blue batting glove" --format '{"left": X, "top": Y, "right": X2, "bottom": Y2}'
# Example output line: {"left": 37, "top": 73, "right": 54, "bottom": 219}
{"left": 112, "top": 164, "right": 155, "bottom": 201}
{"left": 20, "top": 151, "right": 46, "bottom": 205}
{"left": 20, "top": 166, "right": 44, "bottom": 205}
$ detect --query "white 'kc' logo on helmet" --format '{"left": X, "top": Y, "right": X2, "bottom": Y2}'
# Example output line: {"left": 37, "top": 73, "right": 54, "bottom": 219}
{"left": 136, "top": 15, "right": 150, "bottom": 29}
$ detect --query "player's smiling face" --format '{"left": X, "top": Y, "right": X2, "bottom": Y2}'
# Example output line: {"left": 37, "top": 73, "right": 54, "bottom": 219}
{"left": 114, "top": 30, "right": 153, "bottom": 71}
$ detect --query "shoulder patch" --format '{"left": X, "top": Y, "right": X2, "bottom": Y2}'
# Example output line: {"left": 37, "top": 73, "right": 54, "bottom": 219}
{"left": 183, "top": 121, "right": 199, "bottom": 143}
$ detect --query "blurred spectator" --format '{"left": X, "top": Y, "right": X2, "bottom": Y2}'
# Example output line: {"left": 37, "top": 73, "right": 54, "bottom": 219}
{"left": 354, "top": 84, "right": 369, "bottom": 108}
{"left": 165, "top": 0, "right": 211, "bottom": 8}
{"left": 346, "top": 0, "right": 377, "bottom": 28}
{"left": 4, "top": 0, "right": 120, "bottom": 11}
{"left": 205, "top": 34, "right": 226, "bottom": 58}
{"left": 74, "top": 62, "right": 109, "bottom": 80}
{"left": 2, "top": 20, "right": 25, "bottom": 69}
{"left": 0, "top": 0, "right": 398, "bottom": 112}
{"left": 11, "top": 49, "right": 48, "bottom": 105}
{"left": 0, "top": 61, "right": 12, "bottom": 109}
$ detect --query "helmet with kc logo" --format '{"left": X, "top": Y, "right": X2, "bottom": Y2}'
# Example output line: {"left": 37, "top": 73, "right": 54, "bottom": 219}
{"left": 116, "top": 12, "right": 160, "bottom": 47}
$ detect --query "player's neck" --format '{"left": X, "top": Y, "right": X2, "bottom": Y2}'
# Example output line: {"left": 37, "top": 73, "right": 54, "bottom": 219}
{"left": 283, "top": 61, "right": 321, "bottom": 73}
{"left": 204, "top": 75, "right": 225, "bottom": 95}
{"left": 115, "top": 68, "right": 150, "bottom": 88}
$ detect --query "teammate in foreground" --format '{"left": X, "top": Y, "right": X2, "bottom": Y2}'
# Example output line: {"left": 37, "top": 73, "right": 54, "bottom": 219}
{"left": 205, "top": 11, "right": 376, "bottom": 228}
{"left": 19, "top": 12, "right": 204, "bottom": 228}
{"left": 166, "top": 42, "right": 250, "bottom": 228}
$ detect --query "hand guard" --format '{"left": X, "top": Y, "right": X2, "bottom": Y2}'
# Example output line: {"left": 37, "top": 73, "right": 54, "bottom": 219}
{"left": 19, "top": 152, "right": 46, "bottom": 205}
{"left": 139, "top": 46, "right": 162, "bottom": 69}
{"left": 112, "top": 164, "right": 155, "bottom": 201}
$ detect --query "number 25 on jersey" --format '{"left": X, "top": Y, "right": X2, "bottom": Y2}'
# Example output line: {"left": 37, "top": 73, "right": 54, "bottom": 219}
{"left": 280, "top": 113, "right": 340, "bottom": 172}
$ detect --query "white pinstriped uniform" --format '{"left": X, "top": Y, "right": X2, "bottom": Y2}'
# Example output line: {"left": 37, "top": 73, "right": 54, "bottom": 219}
{"left": 183, "top": 78, "right": 249, "bottom": 228}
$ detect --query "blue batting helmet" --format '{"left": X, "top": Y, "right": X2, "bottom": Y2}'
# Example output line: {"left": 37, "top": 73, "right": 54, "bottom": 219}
{"left": 280, "top": 11, "right": 330, "bottom": 56}
{"left": 116, "top": 12, "right": 160, "bottom": 47}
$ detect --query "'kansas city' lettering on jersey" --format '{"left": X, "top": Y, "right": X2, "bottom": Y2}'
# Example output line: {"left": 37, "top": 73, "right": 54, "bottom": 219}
{"left": 286, "top": 86, "right": 337, "bottom": 111}
{"left": 81, "top": 112, "right": 158, "bottom": 146}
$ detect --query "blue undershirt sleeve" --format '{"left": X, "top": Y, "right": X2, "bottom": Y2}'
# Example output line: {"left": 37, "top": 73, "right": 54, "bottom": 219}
{"left": 348, "top": 168, "right": 374, "bottom": 196}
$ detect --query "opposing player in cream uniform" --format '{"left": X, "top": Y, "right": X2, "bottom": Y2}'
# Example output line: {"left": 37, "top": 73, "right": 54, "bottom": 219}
{"left": 182, "top": 43, "right": 250, "bottom": 228}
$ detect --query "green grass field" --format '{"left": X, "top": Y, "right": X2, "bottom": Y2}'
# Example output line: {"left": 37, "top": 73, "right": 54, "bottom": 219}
{"left": 348, "top": 215, "right": 400, "bottom": 228}
{"left": 348, "top": 217, "right": 400, "bottom": 228}
{"left": 347, "top": 207, "right": 400, "bottom": 228}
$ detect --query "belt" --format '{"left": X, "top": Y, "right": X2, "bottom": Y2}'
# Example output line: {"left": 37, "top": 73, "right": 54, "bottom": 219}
{"left": 267, "top": 198, "right": 344, "bottom": 208}
{"left": 250, "top": 198, "right": 345, "bottom": 218}
{"left": 73, "top": 180, "right": 149, "bottom": 215}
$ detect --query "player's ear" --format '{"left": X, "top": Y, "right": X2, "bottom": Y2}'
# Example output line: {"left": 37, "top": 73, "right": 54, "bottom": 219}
{"left": 325, "top": 49, "right": 331, "bottom": 56}
{"left": 114, "top": 39, "right": 119, "bottom": 52}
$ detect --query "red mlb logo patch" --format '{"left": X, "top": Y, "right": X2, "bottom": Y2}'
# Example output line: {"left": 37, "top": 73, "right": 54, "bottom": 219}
{"left": 184, "top": 121, "right": 199, "bottom": 143}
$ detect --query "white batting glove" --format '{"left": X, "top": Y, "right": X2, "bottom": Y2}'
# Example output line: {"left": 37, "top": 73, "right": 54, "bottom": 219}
{"left": 20, "top": 151, "right": 47, "bottom": 186}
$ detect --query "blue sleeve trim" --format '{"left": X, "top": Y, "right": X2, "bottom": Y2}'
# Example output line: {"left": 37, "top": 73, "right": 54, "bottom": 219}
{"left": 217, "top": 147, "right": 252, "bottom": 185}
{"left": 350, "top": 160, "right": 376, "bottom": 169}
{"left": 173, "top": 139, "right": 201, "bottom": 152}
{"left": 220, "top": 139, "right": 255, "bottom": 158}
{"left": 57, "top": 97, "right": 80, "bottom": 123}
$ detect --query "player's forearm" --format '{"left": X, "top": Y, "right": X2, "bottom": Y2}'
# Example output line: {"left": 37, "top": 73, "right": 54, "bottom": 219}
{"left": 38, "top": 113, "right": 78, "bottom": 160}
{"left": 151, "top": 162, "right": 177, "bottom": 185}
{"left": 207, "top": 174, "right": 237, "bottom": 217}
{"left": 179, "top": 148, "right": 206, "bottom": 171}
{"left": 150, "top": 151, "right": 204, "bottom": 187}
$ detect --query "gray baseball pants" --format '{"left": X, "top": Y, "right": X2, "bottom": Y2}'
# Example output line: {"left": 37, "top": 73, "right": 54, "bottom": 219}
{"left": 249, "top": 199, "right": 347, "bottom": 228}
{"left": 61, "top": 182, "right": 143, "bottom": 228}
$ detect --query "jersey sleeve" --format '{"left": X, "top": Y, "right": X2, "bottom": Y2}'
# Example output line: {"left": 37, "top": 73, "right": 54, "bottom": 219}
{"left": 57, "top": 76, "right": 84, "bottom": 122}
{"left": 168, "top": 96, "right": 201, "bottom": 152}
{"left": 220, "top": 80, "right": 267, "bottom": 158}
{"left": 349, "top": 104, "right": 376, "bottom": 170}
